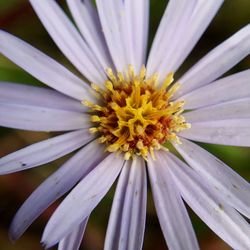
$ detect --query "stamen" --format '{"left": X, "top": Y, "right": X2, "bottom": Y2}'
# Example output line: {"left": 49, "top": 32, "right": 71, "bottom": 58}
{"left": 161, "top": 72, "right": 174, "bottom": 90}
{"left": 84, "top": 66, "right": 190, "bottom": 160}
{"left": 91, "top": 115, "right": 101, "bottom": 122}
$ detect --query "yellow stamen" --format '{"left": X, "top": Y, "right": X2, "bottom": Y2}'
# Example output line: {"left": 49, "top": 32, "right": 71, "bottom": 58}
{"left": 161, "top": 72, "right": 174, "bottom": 90}
{"left": 89, "top": 127, "right": 98, "bottom": 134}
{"left": 84, "top": 66, "right": 190, "bottom": 160}
{"left": 91, "top": 115, "right": 101, "bottom": 122}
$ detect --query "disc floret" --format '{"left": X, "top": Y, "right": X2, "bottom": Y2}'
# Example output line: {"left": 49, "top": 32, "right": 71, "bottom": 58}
{"left": 84, "top": 66, "right": 190, "bottom": 160}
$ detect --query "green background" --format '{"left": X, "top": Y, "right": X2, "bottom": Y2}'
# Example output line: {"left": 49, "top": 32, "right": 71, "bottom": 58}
{"left": 0, "top": 0, "right": 250, "bottom": 249}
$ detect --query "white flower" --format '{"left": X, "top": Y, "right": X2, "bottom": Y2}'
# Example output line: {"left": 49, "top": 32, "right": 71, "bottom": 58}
{"left": 0, "top": 0, "right": 250, "bottom": 250}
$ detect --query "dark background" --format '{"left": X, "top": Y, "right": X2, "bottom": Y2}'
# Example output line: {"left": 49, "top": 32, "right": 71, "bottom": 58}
{"left": 0, "top": 0, "right": 250, "bottom": 249}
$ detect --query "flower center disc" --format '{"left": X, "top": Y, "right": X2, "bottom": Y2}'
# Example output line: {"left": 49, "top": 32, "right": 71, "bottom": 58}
{"left": 84, "top": 66, "right": 190, "bottom": 160}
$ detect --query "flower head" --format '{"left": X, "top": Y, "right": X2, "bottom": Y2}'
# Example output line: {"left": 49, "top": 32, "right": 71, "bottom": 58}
{"left": 0, "top": 0, "right": 250, "bottom": 250}
{"left": 86, "top": 66, "right": 189, "bottom": 159}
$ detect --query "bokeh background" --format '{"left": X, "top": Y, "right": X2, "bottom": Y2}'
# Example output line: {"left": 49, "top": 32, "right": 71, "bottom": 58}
{"left": 0, "top": 0, "right": 250, "bottom": 249}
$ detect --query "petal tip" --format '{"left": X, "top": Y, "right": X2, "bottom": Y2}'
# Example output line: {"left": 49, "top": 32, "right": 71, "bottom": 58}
{"left": 8, "top": 229, "right": 18, "bottom": 244}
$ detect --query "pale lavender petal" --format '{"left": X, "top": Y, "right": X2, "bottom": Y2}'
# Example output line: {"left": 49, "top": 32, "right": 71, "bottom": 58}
{"left": 148, "top": 153, "right": 199, "bottom": 250}
{"left": 179, "top": 119, "right": 250, "bottom": 146}
{"left": 184, "top": 99, "right": 250, "bottom": 123}
{"left": 104, "top": 157, "right": 147, "bottom": 250}
{"left": 0, "top": 129, "right": 93, "bottom": 174}
{"left": 0, "top": 31, "right": 94, "bottom": 101}
{"left": 67, "top": 0, "right": 113, "bottom": 70}
{"left": 42, "top": 153, "right": 124, "bottom": 248}
{"left": 175, "top": 24, "right": 250, "bottom": 98}
{"left": 9, "top": 141, "right": 106, "bottom": 242}
{"left": 124, "top": 0, "right": 149, "bottom": 73}
{"left": 58, "top": 218, "right": 89, "bottom": 250}
{"left": 179, "top": 70, "right": 250, "bottom": 109}
{"left": 174, "top": 138, "right": 250, "bottom": 218}
{"left": 96, "top": 0, "right": 128, "bottom": 72}
{"left": 147, "top": 0, "right": 197, "bottom": 79}
{"left": 0, "top": 82, "right": 86, "bottom": 112}
{"left": 155, "top": 0, "right": 223, "bottom": 79}
{"left": 163, "top": 152, "right": 250, "bottom": 250}
{"left": 29, "top": 0, "right": 106, "bottom": 84}
{"left": 0, "top": 103, "right": 90, "bottom": 131}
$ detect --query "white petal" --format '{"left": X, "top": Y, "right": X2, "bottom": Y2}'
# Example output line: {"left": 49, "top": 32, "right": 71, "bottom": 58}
{"left": 9, "top": 141, "right": 106, "bottom": 242}
{"left": 174, "top": 138, "right": 250, "bottom": 218}
{"left": 0, "top": 82, "right": 86, "bottom": 112}
{"left": 104, "top": 157, "right": 147, "bottom": 250}
{"left": 175, "top": 24, "right": 250, "bottom": 98}
{"left": 146, "top": 0, "right": 197, "bottom": 79}
{"left": 184, "top": 99, "right": 250, "bottom": 123}
{"left": 42, "top": 153, "right": 124, "bottom": 248}
{"left": 180, "top": 70, "right": 250, "bottom": 109}
{"left": 96, "top": 0, "right": 128, "bottom": 72}
{"left": 0, "top": 102, "right": 90, "bottom": 131}
{"left": 66, "top": 0, "right": 113, "bottom": 70}
{"left": 0, "top": 31, "right": 93, "bottom": 101}
{"left": 148, "top": 153, "right": 199, "bottom": 250}
{"left": 0, "top": 129, "right": 93, "bottom": 174}
{"left": 179, "top": 119, "right": 250, "bottom": 146}
{"left": 124, "top": 0, "right": 149, "bottom": 73}
{"left": 163, "top": 152, "right": 250, "bottom": 250}
{"left": 29, "top": 0, "right": 106, "bottom": 84}
{"left": 58, "top": 218, "right": 88, "bottom": 250}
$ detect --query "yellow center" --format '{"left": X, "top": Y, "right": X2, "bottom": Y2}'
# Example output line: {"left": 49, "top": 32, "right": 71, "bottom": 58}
{"left": 83, "top": 65, "right": 190, "bottom": 160}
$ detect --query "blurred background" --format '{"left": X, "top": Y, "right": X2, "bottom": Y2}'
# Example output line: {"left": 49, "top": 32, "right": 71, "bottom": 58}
{"left": 0, "top": 0, "right": 250, "bottom": 249}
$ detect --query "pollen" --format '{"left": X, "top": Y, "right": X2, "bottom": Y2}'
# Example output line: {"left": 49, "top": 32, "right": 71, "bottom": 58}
{"left": 83, "top": 66, "right": 190, "bottom": 160}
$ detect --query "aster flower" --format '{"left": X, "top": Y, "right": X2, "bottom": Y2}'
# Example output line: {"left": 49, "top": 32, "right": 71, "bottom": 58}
{"left": 0, "top": 0, "right": 250, "bottom": 249}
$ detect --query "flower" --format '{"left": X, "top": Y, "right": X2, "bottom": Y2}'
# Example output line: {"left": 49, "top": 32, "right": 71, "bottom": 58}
{"left": 0, "top": 0, "right": 250, "bottom": 249}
